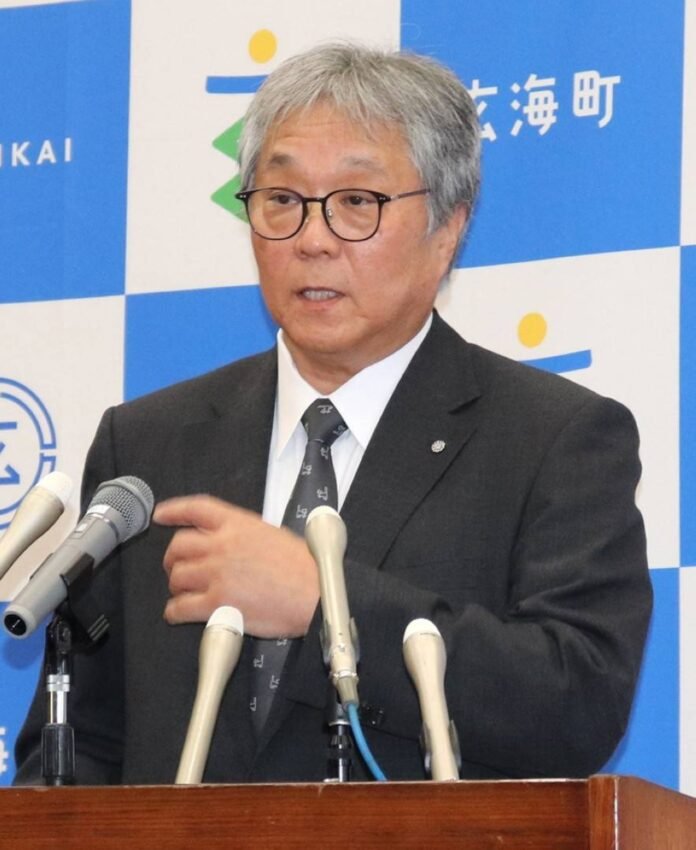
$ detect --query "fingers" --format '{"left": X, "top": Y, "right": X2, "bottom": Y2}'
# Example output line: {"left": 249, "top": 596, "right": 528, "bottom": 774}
{"left": 162, "top": 527, "right": 212, "bottom": 573}
{"left": 164, "top": 559, "right": 229, "bottom": 624}
{"left": 158, "top": 495, "right": 247, "bottom": 626}
{"left": 164, "top": 591, "right": 211, "bottom": 624}
{"left": 157, "top": 495, "right": 253, "bottom": 573}
{"left": 154, "top": 494, "right": 245, "bottom": 531}
{"left": 166, "top": 558, "right": 208, "bottom": 595}
{"left": 154, "top": 494, "right": 320, "bottom": 635}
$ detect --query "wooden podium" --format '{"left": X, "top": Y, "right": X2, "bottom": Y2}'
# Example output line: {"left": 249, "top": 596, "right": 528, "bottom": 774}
{"left": 2, "top": 775, "right": 695, "bottom": 849}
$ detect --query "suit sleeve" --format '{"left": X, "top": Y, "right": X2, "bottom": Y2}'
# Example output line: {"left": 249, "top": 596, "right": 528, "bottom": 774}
{"left": 292, "top": 393, "right": 652, "bottom": 778}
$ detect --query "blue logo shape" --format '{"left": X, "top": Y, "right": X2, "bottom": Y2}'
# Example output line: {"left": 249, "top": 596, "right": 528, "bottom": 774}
{"left": 206, "top": 75, "right": 266, "bottom": 94}
{"left": 0, "top": 379, "right": 57, "bottom": 529}
{"left": 521, "top": 349, "right": 593, "bottom": 374}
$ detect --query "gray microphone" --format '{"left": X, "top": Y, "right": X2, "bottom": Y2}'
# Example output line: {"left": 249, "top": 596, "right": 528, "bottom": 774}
{"left": 3, "top": 476, "right": 154, "bottom": 639}
{"left": 305, "top": 505, "right": 359, "bottom": 707}
{"left": 176, "top": 606, "right": 244, "bottom": 785}
{"left": 0, "top": 471, "right": 73, "bottom": 581}
{"left": 403, "top": 618, "right": 460, "bottom": 781}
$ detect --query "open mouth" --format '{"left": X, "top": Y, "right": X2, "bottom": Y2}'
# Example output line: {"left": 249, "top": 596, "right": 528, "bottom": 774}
{"left": 300, "top": 288, "right": 341, "bottom": 301}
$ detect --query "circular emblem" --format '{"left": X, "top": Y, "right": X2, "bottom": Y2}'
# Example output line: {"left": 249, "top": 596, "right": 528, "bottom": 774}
{"left": 431, "top": 440, "right": 446, "bottom": 454}
{"left": 0, "top": 378, "right": 57, "bottom": 529}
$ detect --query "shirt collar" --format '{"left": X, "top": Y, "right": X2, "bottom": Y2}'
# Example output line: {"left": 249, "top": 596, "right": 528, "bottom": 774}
{"left": 275, "top": 314, "right": 433, "bottom": 458}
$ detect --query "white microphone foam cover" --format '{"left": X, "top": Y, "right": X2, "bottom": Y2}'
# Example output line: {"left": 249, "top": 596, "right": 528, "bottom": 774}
{"left": 38, "top": 471, "right": 73, "bottom": 506}
{"left": 306, "top": 504, "right": 340, "bottom": 524}
{"left": 207, "top": 605, "right": 244, "bottom": 633}
{"left": 403, "top": 618, "right": 441, "bottom": 643}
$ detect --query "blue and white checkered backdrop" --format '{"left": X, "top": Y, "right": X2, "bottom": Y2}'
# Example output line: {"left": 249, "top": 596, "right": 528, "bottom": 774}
{"left": 1, "top": 0, "right": 694, "bottom": 790}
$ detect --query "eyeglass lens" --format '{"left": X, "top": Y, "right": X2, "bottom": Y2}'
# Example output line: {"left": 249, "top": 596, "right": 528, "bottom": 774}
{"left": 246, "top": 189, "right": 382, "bottom": 241}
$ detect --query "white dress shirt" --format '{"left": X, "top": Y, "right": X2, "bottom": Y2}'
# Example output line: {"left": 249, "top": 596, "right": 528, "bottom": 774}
{"left": 262, "top": 314, "right": 433, "bottom": 527}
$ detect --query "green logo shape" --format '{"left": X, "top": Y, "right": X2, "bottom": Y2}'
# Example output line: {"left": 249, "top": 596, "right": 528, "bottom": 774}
{"left": 211, "top": 118, "right": 247, "bottom": 222}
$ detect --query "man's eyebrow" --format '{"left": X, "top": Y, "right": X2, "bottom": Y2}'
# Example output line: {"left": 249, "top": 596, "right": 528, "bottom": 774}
{"left": 341, "top": 155, "right": 389, "bottom": 175}
{"left": 264, "top": 153, "right": 294, "bottom": 168}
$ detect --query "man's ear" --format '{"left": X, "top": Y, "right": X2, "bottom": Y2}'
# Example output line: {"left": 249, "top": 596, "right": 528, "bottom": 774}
{"left": 437, "top": 204, "right": 469, "bottom": 269}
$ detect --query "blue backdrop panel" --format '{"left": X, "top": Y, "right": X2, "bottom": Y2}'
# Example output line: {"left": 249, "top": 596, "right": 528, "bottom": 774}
{"left": 603, "top": 568, "right": 679, "bottom": 789}
{"left": 0, "top": 628, "right": 44, "bottom": 786}
{"left": 125, "top": 285, "right": 277, "bottom": 401}
{"left": 401, "top": 0, "right": 684, "bottom": 268}
{"left": 0, "top": 1, "right": 130, "bottom": 304}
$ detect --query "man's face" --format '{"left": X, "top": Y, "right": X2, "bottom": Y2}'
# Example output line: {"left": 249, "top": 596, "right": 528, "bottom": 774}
{"left": 250, "top": 102, "right": 465, "bottom": 391}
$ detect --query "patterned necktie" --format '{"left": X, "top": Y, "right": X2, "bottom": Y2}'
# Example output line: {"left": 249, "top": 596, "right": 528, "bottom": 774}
{"left": 251, "top": 398, "right": 347, "bottom": 732}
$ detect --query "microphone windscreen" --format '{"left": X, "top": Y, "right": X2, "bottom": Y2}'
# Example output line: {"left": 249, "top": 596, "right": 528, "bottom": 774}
{"left": 39, "top": 471, "right": 73, "bottom": 506}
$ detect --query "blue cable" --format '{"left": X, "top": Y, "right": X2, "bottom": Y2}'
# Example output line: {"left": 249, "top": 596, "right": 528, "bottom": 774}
{"left": 347, "top": 702, "right": 387, "bottom": 781}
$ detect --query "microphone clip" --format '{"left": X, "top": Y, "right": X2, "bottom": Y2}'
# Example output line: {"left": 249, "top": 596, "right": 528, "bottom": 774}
{"left": 421, "top": 718, "right": 462, "bottom": 778}
{"left": 57, "top": 552, "right": 110, "bottom": 647}
{"left": 319, "top": 616, "right": 361, "bottom": 668}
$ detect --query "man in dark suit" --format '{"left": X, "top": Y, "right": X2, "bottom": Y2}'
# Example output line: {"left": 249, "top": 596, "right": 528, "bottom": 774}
{"left": 14, "top": 43, "right": 651, "bottom": 784}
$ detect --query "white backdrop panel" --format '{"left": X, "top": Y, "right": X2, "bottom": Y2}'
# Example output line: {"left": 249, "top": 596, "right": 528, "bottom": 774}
{"left": 126, "top": 0, "right": 400, "bottom": 294}
{"left": 0, "top": 296, "right": 125, "bottom": 600}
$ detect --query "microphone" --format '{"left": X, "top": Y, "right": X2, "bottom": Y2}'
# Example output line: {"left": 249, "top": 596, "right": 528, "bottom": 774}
{"left": 305, "top": 505, "right": 359, "bottom": 707}
{"left": 175, "top": 606, "right": 244, "bottom": 785}
{"left": 0, "top": 471, "right": 73, "bottom": 581}
{"left": 3, "top": 476, "right": 154, "bottom": 639}
{"left": 403, "top": 618, "right": 460, "bottom": 781}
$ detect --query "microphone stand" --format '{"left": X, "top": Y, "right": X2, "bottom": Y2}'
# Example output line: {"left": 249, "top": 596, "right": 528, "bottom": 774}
{"left": 40, "top": 553, "right": 109, "bottom": 786}
{"left": 324, "top": 687, "right": 353, "bottom": 782}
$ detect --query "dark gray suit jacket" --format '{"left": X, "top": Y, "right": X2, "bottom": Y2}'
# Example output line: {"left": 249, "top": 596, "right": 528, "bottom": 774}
{"left": 14, "top": 313, "right": 652, "bottom": 784}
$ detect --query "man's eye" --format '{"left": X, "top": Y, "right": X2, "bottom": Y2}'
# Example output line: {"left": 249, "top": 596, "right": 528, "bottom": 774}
{"left": 268, "top": 192, "right": 298, "bottom": 206}
{"left": 343, "top": 194, "right": 372, "bottom": 207}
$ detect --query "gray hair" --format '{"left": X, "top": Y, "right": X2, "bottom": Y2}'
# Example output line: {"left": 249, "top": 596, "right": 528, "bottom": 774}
{"left": 238, "top": 42, "right": 481, "bottom": 235}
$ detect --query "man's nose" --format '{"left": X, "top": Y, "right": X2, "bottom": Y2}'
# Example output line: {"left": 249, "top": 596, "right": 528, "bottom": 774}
{"left": 294, "top": 200, "right": 340, "bottom": 255}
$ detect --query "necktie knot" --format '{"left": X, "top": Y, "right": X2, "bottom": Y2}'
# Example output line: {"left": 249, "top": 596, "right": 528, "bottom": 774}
{"left": 301, "top": 398, "right": 347, "bottom": 446}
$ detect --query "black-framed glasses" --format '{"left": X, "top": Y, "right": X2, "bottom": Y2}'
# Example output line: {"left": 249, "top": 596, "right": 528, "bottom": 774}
{"left": 234, "top": 187, "right": 430, "bottom": 242}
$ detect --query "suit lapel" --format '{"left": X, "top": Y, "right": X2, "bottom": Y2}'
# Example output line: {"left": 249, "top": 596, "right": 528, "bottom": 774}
{"left": 181, "top": 351, "right": 277, "bottom": 512}
{"left": 341, "top": 313, "right": 482, "bottom": 570}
